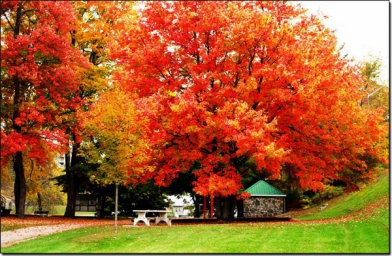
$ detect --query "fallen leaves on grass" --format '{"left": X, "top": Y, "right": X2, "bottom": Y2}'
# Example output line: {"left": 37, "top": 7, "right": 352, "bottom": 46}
{"left": 296, "top": 195, "right": 389, "bottom": 226}
{"left": 1, "top": 216, "right": 130, "bottom": 231}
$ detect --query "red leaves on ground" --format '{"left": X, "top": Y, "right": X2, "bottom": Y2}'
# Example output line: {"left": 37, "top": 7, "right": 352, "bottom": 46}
{"left": 1, "top": 216, "right": 130, "bottom": 231}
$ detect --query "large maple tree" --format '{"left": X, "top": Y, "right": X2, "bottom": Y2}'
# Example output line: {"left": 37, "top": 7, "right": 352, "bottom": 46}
{"left": 110, "top": 1, "right": 387, "bottom": 219}
{"left": 1, "top": 1, "right": 88, "bottom": 217}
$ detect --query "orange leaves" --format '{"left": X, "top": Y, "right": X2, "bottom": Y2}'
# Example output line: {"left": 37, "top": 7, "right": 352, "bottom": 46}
{"left": 193, "top": 166, "right": 243, "bottom": 197}
{"left": 101, "top": 0, "right": 389, "bottom": 196}
{"left": 73, "top": 1, "right": 137, "bottom": 64}
{"left": 79, "top": 86, "right": 154, "bottom": 185}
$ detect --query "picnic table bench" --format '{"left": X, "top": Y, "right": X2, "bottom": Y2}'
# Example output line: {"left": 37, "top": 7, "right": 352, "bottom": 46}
{"left": 133, "top": 210, "right": 172, "bottom": 226}
{"left": 34, "top": 210, "right": 49, "bottom": 216}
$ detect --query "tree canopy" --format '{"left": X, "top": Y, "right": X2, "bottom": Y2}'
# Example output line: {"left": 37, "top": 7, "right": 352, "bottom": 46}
{"left": 1, "top": 1, "right": 388, "bottom": 219}
{"left": 111, "top": 1, "right": 387, "bottom": 196}
{"left": 1, "top": 1, "right": 88, "bottom": 217}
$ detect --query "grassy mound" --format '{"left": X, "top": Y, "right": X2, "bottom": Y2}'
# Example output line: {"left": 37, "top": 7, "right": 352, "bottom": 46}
{"left": 291, "top": 170, "right": 389, "bottom": 221}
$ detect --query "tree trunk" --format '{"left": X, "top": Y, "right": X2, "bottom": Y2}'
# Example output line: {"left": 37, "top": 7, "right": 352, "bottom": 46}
{"left": 236, "top": 199, "right": 244, "bottom": 218}
{"left": 64, "top": 151, "right": 76, "bottom": 218}
{"left": 210, "top": 196, "right": 214, "bottom": 219}
{"left": 221, "top": 196, "right": 235, "bottom": 221}
{"left": 97, "top": 186, "right": 106, "bottom": 219}
{"left": 14, "top": 151, "right": 26, "bottom": 218}
{"left": 37, "top": 192, "right": 43, "bottom": 211}
{"left": 215, "top": 196, "right": 236, "bottom": 221}
{"left": 64, "top": 135, "right": 83, "bottom": 218}
{"left": 215, "top": 197, "right": 223, "bottom": 219}
{"left": 64, "top": 25, "right": 78, "bottom": 219}
{"left": 99, "top": 195, "right": 106, "bottom": 219}
{"left": 12, "top": 2, "right": 26, "bottom": 219}
{"left": 193, "top": 194, "right": 200, "bottom": 217}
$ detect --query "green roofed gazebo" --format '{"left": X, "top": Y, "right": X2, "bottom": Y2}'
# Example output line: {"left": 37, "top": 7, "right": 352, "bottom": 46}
{"left": 243, "top": 180, "right": 286, "bottom": 217}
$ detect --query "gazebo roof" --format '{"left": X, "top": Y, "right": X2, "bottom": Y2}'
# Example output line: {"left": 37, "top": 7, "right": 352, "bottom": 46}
{"left": 245, "top": 180, "right": 286, "bottom": 197}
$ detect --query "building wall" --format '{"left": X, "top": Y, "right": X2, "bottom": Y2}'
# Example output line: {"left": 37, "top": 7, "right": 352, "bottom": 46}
{"left": 243, "top": 197, "right": 285, "bottom": 217}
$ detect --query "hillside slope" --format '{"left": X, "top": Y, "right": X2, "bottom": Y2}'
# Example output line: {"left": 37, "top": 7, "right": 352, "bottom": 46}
{"left": 291, "top": 170, "right": 389, "bottom": 221}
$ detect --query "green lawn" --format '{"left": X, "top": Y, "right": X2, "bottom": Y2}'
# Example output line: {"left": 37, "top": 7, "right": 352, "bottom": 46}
{"left": 2, "top": 214, "right": 389, "bottom": 254}
{"left": 2, "top": 171, "right": 389, "bottom": 253}
{"left": 296, "top": 172, "right": 389, "bottom": 220}
{"left": 24, "top": 205, "right": 66, "bottom": 216}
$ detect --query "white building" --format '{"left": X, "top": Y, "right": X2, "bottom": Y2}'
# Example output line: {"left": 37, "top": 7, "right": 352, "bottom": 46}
{"left": 166, "top": 195, "right": 193, "bottom": 217}
{"left": 55, "top": 154, "right": 66, "bottom": 169}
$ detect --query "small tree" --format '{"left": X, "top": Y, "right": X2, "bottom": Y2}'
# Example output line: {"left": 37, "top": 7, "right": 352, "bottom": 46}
{"left": 25, "top": 150, "right": 66, "bottom": 213}
{"left": 59, "top": 1, "right": 137, "bottom": 218}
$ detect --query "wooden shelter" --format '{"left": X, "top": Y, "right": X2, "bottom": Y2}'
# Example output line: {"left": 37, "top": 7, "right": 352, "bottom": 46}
{"left": 75, "top": 193, "right": 97, "bottom": 212}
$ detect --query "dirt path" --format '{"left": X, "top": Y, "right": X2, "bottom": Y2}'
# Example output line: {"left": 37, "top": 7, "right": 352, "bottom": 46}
{"left": 1, "top": 217, "right": 131, "bottom": 248}
{"left": 1, "top": 224, "right": 89, "bottom": 248}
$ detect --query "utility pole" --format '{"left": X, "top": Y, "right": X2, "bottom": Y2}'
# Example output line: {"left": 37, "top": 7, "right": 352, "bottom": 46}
{"left": 114, "top": 183, "right": 118, "bottom": 233}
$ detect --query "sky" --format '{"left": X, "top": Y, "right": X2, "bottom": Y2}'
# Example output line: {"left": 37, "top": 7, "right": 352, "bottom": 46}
{"left": 300, "top": 1, "right": 390, "bottom": 84}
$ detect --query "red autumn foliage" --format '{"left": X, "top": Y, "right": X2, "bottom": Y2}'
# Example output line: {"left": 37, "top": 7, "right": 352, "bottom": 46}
{"left": 1, "top": 1, "right": 89, "bottom": 217}
{"left": 111, "top": 1, "right": 387, "bottom": 196}
{"left": 1, "top": 1, "right": 88, "bottom": 164}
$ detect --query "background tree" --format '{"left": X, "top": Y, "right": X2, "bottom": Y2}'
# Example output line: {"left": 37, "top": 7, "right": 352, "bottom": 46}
{"left": 79, "top": 85, "right": 153, "bottom": 184}
{"left": 57, "top": 1, "right": 137, "bottom": 218}
{"left": 25, "top": 150, "right": 66, "bottom": 214}
{"left": 79, "top": 85, "right": 154, "bottom": 217}
{"left": 111, "top": 1, "right": 387, "bottom": 220}
{"left": 361, "top": 57, "right": 389, "bottom": 117}
{"left": 1, "top": 1, "right": 87, "bottom": 218}
{"left": 119, "top": 181, "right": 168, "bottom": 217}
{"left": 358, "top": 57, "right": 389, "bottom": 177}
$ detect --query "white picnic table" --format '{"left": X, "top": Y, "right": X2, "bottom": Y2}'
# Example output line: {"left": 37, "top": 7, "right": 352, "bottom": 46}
{"left": 132, "top": 210, "right": 172, "bottom": 226}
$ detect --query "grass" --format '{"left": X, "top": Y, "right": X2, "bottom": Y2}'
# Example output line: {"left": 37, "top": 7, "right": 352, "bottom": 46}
{"left": 2, "top": 215, "right": 389, "bottom": 253}
{"left": 52, "top": 205, "right": 66, "bottom": 215}
{"left": 1, "top": 223, "right": 31, "bottom": 232}
{"left": 2, "top": 170, "right": 389, "bottom": 253}
{"left": 294, "top": 171, "right": 389, "bottom": 220}
{"left": 24, "top": 205, "right": 95, "bottom": 217}
{"left": 24, "top": 205, "right": 66, "bottom": 216}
